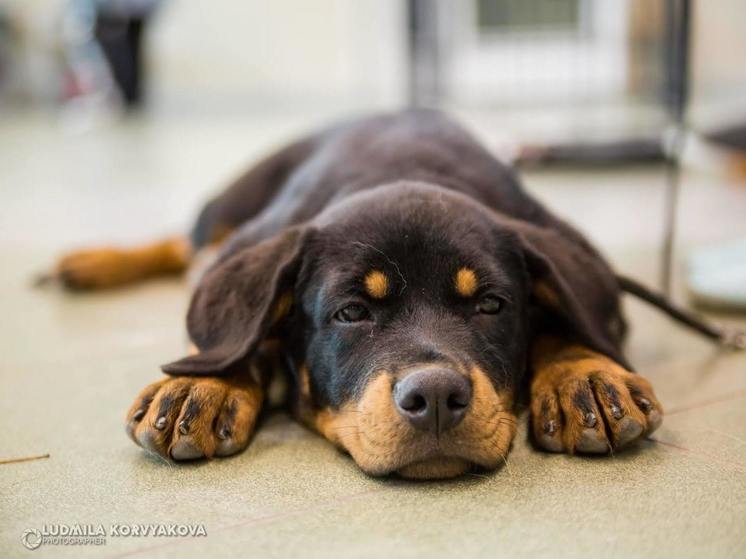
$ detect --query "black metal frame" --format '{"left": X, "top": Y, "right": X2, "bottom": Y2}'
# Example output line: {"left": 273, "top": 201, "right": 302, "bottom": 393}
{"left": 407, "top": 0, "right": 442, "bottom": 107}
{"left": 660, "top": 0, "right": 691, "bottom": 295}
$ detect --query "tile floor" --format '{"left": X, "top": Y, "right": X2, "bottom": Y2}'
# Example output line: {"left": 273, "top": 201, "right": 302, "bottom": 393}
{"left": 1, "top": 110, "right": 745, "bottom": 558}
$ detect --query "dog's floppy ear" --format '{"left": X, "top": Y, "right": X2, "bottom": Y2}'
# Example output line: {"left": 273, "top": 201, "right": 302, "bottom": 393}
{"left": 513, "top": 219, "right": 630, "bottom": 369}
{"left": 162, "top": 226, "right": 311, "bottom": 376}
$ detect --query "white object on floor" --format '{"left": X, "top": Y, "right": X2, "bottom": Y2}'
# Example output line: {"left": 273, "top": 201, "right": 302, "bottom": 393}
{"left": 687, "top": 238, "right": 746, "bottom": 310}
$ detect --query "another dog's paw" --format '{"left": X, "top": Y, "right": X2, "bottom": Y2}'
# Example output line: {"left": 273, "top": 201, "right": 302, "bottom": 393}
{"left": 530, "top": 352, "right": 662, "bottom": 454}
{"left": 126, "top": 376, "right": 263, "bottom": 460}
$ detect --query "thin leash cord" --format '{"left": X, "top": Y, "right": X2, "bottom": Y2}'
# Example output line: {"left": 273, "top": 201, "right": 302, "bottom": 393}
{"left": 661, "top": 129, "right": 683, "bottom": 297}
{"left": 617, "top": 274, "right": 746, "bottom": 350}
{"left": 652, "top": 2, "right": 746, "bottom": 351}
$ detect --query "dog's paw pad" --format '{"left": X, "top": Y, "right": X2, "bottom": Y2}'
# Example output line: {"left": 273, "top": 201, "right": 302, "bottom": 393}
{"left": 170, "top": 438, "right": 203, "bottom": 460}
{"left": 616, "top": 416, "right": 644, "bottom": 446}
{"left": 576, "top": 428, "right": 609, "bottom": 454}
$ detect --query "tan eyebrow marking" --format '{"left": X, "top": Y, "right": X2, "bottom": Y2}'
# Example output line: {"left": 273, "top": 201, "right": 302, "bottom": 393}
{"left": 455, "top": 268, "right": 478, "bottom": 297}
{"left": 364, "top": 270, "right": 388, "bottom": 299}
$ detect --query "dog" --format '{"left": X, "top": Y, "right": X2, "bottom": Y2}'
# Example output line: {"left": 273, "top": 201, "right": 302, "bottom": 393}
{"left": 45, "top": 109, "right": 736, "bottom": 479}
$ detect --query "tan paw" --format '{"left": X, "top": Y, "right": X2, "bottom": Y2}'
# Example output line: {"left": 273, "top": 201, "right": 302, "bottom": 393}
{"left": 530, "top": 350, "right": 662, "bottom": 454}
{"left": 125, "top": 375, "right": 263, "bottom": 460}
{"left": 53, "top": 248, "right": 143, "bottom": 290}
{"left": 45, "top": 239, "right": 189, "bottom": 290}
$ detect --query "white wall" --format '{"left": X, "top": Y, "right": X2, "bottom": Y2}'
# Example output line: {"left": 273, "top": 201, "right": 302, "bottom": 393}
{"left": 690, "top": 0, "right": 746, "bottom": 126}
{"left": 149, "top": 0, "right": 408, "bottom": 114}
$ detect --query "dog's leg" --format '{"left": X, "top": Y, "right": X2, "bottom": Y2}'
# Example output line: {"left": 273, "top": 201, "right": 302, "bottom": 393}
{"left": 45, "top": 237, "right": 191, "bottom": 290}
{"left": 125, "top": 366, "right": 265, "bottom": 461}
{"left": 530, "top": 336, "right": 663, "bottom": 454}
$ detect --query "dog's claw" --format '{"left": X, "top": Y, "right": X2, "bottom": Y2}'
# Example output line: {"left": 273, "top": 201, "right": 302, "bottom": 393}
{"left": 178, "top": 420, "right": 189, "bottom": 435}
{"left": 543, "top": 419, "right": 556, "bottom": 435}
{"left": 217, "top": 426, "right": 231, "bottom": 440}
{"left": 636, "top": 397, "right": 652, "bottom": 413}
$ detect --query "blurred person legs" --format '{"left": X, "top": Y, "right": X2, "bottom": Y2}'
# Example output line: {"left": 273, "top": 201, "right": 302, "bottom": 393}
{"left": 95, "top": 13, "right": 144, "bottom": 107}
{"left": 94, "top": 0, "right": 160, "bottom": 109}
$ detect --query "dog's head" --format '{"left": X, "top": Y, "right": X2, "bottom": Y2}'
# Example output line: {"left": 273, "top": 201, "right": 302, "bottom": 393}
{"left": 164, "top": 182, "right": 624, "bottom": 479}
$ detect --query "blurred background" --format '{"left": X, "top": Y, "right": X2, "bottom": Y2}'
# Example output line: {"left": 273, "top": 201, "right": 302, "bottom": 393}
{"left": 1, "top": 0, "right": 745, "bottom": 306}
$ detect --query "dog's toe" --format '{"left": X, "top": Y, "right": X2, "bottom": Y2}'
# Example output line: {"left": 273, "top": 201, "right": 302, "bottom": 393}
{"left": 213, "top": 385, "right": 263, "bottom": 457}
{"left": 167, "top": 379, "right": 227, "bottom": 460}
{"left": 170, "top": 438, "right": 204, "bottom": 460}
{"left": 575, "top": 428, "right": 609, "bottom": 453}
{"left": 132, "top": 379, "right": 191, "bottom": 455}
{"left": 531, "top": 393, "right": 564, "bottom": 452}
{"left": 126, "top": 379, "right": 166, "bottom": 442}
{"left": 625, "top": 375, "right": 664, "bottom": 435}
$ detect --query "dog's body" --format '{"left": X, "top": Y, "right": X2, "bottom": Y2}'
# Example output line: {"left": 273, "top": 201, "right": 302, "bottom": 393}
{"left": 193, "top": 110, "right": 582, "bottom": 256}
{"left": 53, "top": 110, "right": 667, "bottom": 479}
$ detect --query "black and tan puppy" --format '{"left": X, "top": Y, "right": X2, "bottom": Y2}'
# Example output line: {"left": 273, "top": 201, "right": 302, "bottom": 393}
{"left": 50, "top": 110, "right": 721, "bottom": 479}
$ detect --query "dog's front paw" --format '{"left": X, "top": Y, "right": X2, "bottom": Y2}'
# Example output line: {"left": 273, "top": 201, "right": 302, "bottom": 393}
{"left": 126, "top": 376, "right": 263, "bottom": 460}
{"left": 530, "top": 350, "right": 662, "bottom": 454}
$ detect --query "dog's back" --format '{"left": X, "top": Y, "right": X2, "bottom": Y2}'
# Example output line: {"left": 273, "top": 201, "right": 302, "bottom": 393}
{"left": 44, "top": 109, "right": 599, "bottom": 291}
{"left": 192, "top": 110, "right": 557, "bottom": 252}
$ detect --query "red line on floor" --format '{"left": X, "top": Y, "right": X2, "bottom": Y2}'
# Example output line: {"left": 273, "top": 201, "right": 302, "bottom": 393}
{"left": 665, "top": 388, "right": 746, "bottom": 416}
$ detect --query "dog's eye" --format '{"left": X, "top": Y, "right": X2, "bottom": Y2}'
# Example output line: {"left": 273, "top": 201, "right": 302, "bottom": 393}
{"left": 334, "top": 303, "right": 371, "bottom": 323}
{"left": 476, "top": 295, "right": 503, "bottom": 315}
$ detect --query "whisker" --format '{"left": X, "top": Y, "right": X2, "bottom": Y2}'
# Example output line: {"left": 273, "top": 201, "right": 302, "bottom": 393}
{"left": 498, "top": 452, "right": 511, "bottom": 476}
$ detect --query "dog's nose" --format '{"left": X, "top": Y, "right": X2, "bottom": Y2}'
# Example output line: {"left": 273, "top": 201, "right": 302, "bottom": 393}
{"left": 394, "top": 369, "right": 472, "bottom": 434}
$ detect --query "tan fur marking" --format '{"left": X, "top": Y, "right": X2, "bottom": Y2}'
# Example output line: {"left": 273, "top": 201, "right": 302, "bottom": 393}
{"left": 448, "top": 367, "right": 516, "bottom": 469}
{"left": 299, "top": 365, "right": 517, "bottom": 479}
{"left": 272, "top": 291, "right": 294, "bottom": 323}
{"left": 364, "top": 270, "right": 388, "bottom": 299}
{"left": 455, "top": 268, "right": 478, "bottom": 297}
{"left": 53, "top": 237, "right": 191, "bottom": 290}
{"left": 397, "top": 457, "right": 470, "bottom": 479}
{"left": 533, "top": 280, "right": 561, "bottom": 309}
{"left": 530, "top": 336, "right": 663, "bottom": 454}
{"left": 298, "top": 364, "right": 311, "bottom": 398}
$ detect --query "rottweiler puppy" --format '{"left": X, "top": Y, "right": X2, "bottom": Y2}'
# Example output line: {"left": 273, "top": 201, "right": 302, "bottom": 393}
{"left": 49, "top": 110, "right": 680, "bottom": 479}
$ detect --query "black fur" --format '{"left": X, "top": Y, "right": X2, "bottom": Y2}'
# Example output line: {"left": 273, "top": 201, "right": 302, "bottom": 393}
{"left": 162, "top": 109, "right": 629, "bottom": 410}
